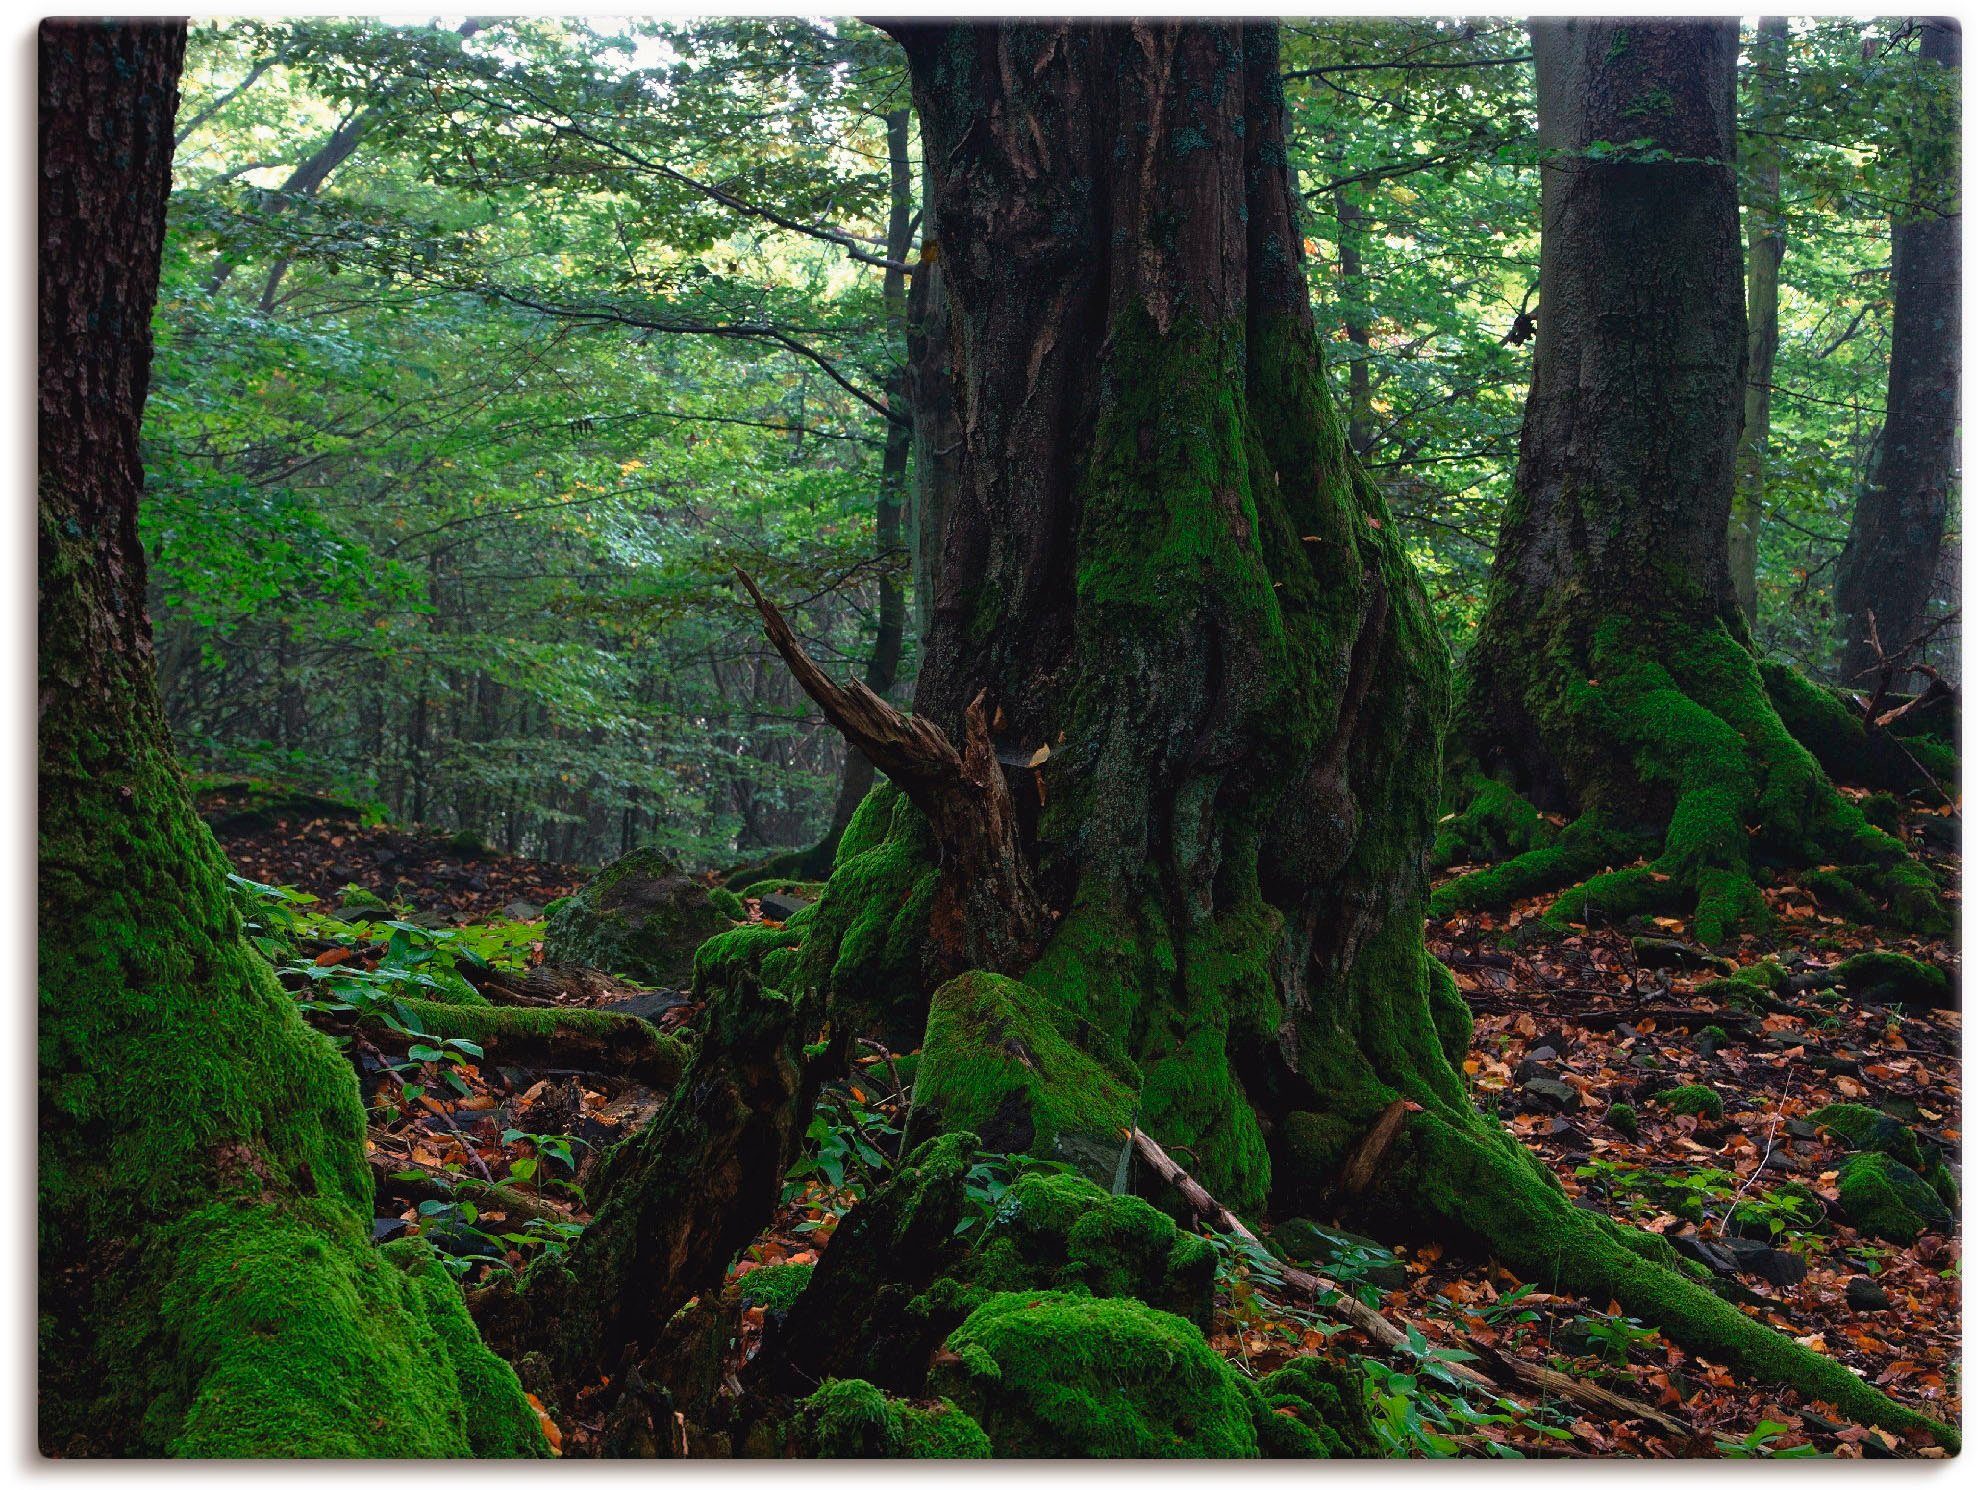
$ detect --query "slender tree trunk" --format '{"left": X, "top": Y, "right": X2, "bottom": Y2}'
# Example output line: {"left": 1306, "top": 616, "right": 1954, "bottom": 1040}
{"left": 1449, "top": 18, "right": 1944, "bottom": 945}
{"left": 1836, "top": 17, "right": 1960, "bottom": 681}
{"left": 1334, "top": 184, "right": 1377, "bottom": 455}
{"left": 812, "top": 108, "right": 916, "bottom": 858}
{"left": 1729, "top": 16, "right": 1789, "bottom": 624}
{"left": 38, "top": 19, "right": 540, "bottom": 1456}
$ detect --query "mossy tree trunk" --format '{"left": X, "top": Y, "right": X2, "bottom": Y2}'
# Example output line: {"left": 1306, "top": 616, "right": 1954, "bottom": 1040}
{"left": 39, "top": 20, "right": 540, "bottom": 1457}
{"left": 1835, "top": 17, "right": 1960, "bottom": 683}
{"left": 1446, "top": 18, "right": 1943, "bottom": 945}
{"left": 1728, "top": 16, "right": 1788, "bottom": 625}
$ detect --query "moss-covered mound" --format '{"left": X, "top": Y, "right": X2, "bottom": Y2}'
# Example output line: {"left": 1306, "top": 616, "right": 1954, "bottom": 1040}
{"left": 1657, "top": 1084, "right": 1724, "bottom": 1120}
{"left": 1813, "top": 1103, "right": 1927, "bottom": 1172}
{"left": 1431, "top": 773, "right": 1554, "bottom": 870}
{"left": 542, "top": 847, "right": 731, "bottom": 986}
{"left": 1833, "top": 951, "right": 1951, "bottom": 1005}
{"left": 1837, "top": 1152, "right": 1952, "bottom": 1244}
{"left": 907, "top": 972, "right": 1140, "bottom": 1186}
{"left": 798, "top": 1378, "right": 991, "bottom": 1458}
{"left": 932, "top": 1290, "right": 1261, "bottom": 1458}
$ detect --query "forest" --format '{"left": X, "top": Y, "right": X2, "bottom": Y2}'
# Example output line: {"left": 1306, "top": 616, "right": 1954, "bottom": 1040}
{"left": 38, "top": 12, "right": 1961, "bottom": 1461}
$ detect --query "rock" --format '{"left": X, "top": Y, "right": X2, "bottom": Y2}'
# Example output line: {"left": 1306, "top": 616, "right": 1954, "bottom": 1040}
{"left": 608, "top": 990, "right": 689, "bottom": 1024}
{"left": 1784, "top": 1118, "right": 1819, "bottom": 1140}
{"left": 1520, "top": 1077, "right": 1580, "bottom": 1113}
{"left": 1837, "top": 1152, "right": 1952, "bottom": 1243}
{"left": 1513, "top": 1054, "right": 1556, "bottom": 1083}
{"left": 1670, "top": 1232, "right": 1736, "bottom": 1274}
{"left": 1811, "top": 1103, "right": 1926, "bottom": 1171}
{"left": 1630, "top": 936, "right": 1732, "bottom": 973}
{"left": 542, "top": 847, "right": 732, "bottom": 986}
{"left": 1761, "top": 1151, "right": 1799, "bottom": 1173}
{"left": 1845, "top": 1277, "right": 1891, "bottom": 1312}
{"left": 1721, "top": 1237, "right": 1807, "bottom": 1287}
{"left": 758, "top": 892, "right": 812, "bottom": 923}
{"left": 373, "top": 1216, "right": 410, "bottom": 1242}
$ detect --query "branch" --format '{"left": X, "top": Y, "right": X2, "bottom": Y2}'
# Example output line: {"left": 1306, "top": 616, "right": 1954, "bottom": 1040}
{"left": 1128, "top": 1127, "right": 1694, "bottom": 1442}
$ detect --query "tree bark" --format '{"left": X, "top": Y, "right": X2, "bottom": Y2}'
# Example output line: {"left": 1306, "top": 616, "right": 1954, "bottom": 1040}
{"left": 1835, "top": 17, "right": 1961, "bottom": 682}
{"left": 1729, "top": 16, "right": 1789, "bottom": 624}
{"left": 907, "top": 161, "right": 961, "bottom": 648}
{"left": 38, "top": 19, "right": 541, "bottom": 1456}
{"left": 1450, "top": 18, "right": 1944, "bottom": 945}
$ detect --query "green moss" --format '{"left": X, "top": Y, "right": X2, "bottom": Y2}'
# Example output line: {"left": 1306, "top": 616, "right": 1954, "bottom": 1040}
{"left": 1812, "top": 1103, "right": 1926, "bottom": 1171}
{"left": 735, "top": 1261, "right": 814, "bottom": 1312}
{"left": 1431, "top": 814, "right": 1645, "bottom": 918}
{"left": 734, "top": 876, "right": 826, "bottom": 902}
{"left": 1837, "top": 1152, "right": 1951, "bottom": 1243}
{"left": 541, "top": 847, "right": 730, "bottom": 986}
{"left": 338, "top": 882, "right": 389, "bottom": 911}
{"left": 1761, "top": 659, "right": 1959, "bottom": 795}
{"left": 932, "top": 1291, "right": 1261, "bottom": 1458}
{"left": 1252, "top": 1356, "right": 1377, "bottom": 1459}
{"left": 910, "top": 972, "right": 1138, "bottom": 1184}
{"left": 971, "top": 1171, "right": 1216, "bottom": 1330}
{"left": 706, "top": 886, "right": 746, "bottom": 920}
{"left": 1834, "top": 950, "right": 1950, "bottom": 1003}
{"left": 1431, "top": 773, "right": 1554, "bottom": 869}
{"left": 1606, "top": 1102, "right": 1638, "bottom": 1137}
{"left": 364, "top": 998, "right": 689, "bottom": 1089}
{"left": 798, "top": 1378, "right": 991, "bottom": 1458}
{"left": 1424, "top": 959, "right": 1472, "bottom": 1067}
{"left": 1657, "top": 1084, "right": 1723, "bottom": 1120}
{"left": 1801, "top": 868, "right": 1882, "bottom": 922}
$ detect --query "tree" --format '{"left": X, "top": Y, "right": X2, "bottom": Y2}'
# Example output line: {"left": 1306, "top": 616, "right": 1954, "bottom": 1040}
{"left": 528, "top": 18, "right": 1947, "bottom": 1450}
{"left": 38, "top": 18, "right": 541, "bottom": 1456}
{"left": 1835, "top": 17, "right": 1961, "bottom": 682}
{"left": 1440, "top": 18, "right": 1945, "bottom": 945}
{"left": 1729, "top": 16, "right": 1790, "bottom": 623}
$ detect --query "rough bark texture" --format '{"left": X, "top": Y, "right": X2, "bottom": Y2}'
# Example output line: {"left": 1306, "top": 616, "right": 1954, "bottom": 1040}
{"left": 1448, "top": 18, "right": 1945, "bottom": 947}
{"left": 1836, "top": 17, "right": 1961, "bottom": 682}
{"left": 38, "top": 19, "right": 542, "bottom": 1457}
{"left": 1729, "top": 16, "right": 1788, "bottom": 624}
{"left": 907, "top": 163, "right": 961, "bottom": 649}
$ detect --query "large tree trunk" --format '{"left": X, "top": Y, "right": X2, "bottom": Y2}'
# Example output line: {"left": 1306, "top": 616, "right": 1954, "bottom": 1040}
{"left": 38, "top": 19, "right": 541, "bottom": 1457}
{"left": 1835, "top": 17, "right": 1960, "bottom": 682}
{"left": 1447, "top": 18, "right": 1943, "bottom": 945}
{"left": 1729, "top": 16, "right": 1789, "bottom": 624}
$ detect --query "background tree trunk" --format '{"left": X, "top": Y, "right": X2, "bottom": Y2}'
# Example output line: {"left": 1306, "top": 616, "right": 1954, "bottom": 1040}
{"left": 1448, "top": 18, "right": 1941, "bottom": 945}
{"left": 1730, "top": 16, "right": 1789, "bottom": 624}
{"left": 38, "top": 19, "right": 541, "bottom": 1457}
{"left": 1835, "top": 17, "right": 1960, "bottom": 682}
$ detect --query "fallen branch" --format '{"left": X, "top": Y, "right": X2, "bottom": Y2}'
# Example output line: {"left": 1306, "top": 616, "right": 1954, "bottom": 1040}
{"left": 1127, "top": 1126, "right": 1693, "bottom": 1441}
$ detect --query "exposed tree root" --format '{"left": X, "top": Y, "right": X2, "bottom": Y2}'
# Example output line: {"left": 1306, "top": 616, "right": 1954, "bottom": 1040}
{"left": 311, "top": 997, "right": 690, "bottom": 1089}
{"left": 1445, "top": 619, "right": 1949, "bottom": 942}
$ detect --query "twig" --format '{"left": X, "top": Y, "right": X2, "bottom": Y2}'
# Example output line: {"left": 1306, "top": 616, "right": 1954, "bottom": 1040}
{"left": 1127, "top": 1127, "right": 1692, "bottom": 1440}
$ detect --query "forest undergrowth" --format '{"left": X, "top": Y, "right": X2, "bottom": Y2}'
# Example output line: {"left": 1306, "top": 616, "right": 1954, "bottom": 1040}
{"left": 207, "top": 777, "right": 1961, "bottom": 1459}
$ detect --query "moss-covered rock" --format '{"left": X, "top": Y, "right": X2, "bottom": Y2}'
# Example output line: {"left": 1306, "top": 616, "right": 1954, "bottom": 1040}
{"left": 908, "top": 972, "right": 1139, "bottom": 1185}
{"left": 1837, "top": 1152, "right": 1952, "bottom": 1243}
{"left": 1812, "top": 1103, "right": 1927, "bottom": 1172}
{"left": 1657, "top": 1084, "right": 1724, "bottom": 1120}
{"left": 1834, "top": 950, "right": 1951, "bottom": 1005}
{"left": 932, "top": 1291, "right": 1261, "bottom": 1458}
{"left": 542, "top": 847, "right": 730, "bottom": 986}
{"left": 706, "top": 886, "right": 747, "bottom": 921}
{"left": 1251, "top": 1356, "right": 1377, "bottom": 1459}
{"left": 797, "top": 1378, "right": 991, "bottom": 1458}
{"left": 1606, "top": 1102, "right": 1639, "bottom": 1137}
{"left": 1431, "top": 774, "right": 1555, "bottom": 870}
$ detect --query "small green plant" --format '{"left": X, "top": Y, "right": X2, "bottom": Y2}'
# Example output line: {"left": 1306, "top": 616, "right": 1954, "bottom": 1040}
{"left": 1575, "top": 1311, "right": 1661, "bottom": 1364}
{"left": 1716, "top": 1420, "right": 1820, "bottom": 1459}
{"left": 782, "top": 1085, "right": 903, "bottom": 1218}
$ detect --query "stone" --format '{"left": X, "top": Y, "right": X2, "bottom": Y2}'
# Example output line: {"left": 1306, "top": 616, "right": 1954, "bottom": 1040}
{"left": 504, "top": 898, "right": 544, "bottom": 921}
{"left": 1630, "top": 936, "right": 1732, "bottom": 973}
{"left": 373, "top": 1216, "right": 411, "bottom": 1242}
{"left": 1844, "top": 1277, "right": 1891, "bottom": 1312}
{"left": 1670, "top": 1233, "right": 1736, "bottom": 1275}
{"left": 608, "top": 990, "right": 689, "bottom": 1024}
{"left": 758, "top": 892, "right": 812, "bottom": 923}
{"left": 1520, "top": 1076, "right": 1580, "bottom": 1113}
{"left": 542, "top": 847, "right": 731, "bottom": 986}
{"left": 1721, "top": 1237, "right": 1808, "bottom": 1288}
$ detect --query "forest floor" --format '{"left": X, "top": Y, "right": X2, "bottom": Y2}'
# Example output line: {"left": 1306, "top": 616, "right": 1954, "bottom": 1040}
{"left": 206, "top": 790, "right": 1961, "bottom": 1459}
